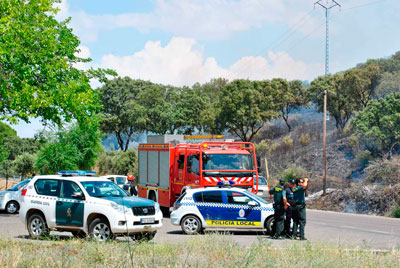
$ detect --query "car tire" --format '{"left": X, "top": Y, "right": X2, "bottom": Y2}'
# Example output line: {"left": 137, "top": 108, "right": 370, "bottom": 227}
{"left": 181, "top": 215, "right": 203, "bottom": 235}
{"left": 130, "top": 231, "right": 157, "bottom": 241}
{"left": 27, "top": 213, "right": 49, "bottom": 239}
{"left": 265, "top": 217, "right": 275, "bottom": 236}
{"left": 89, "top": 217, "right": 114, "bottom": 241}
{"left": 6, "top": 201, "right": 19, "bottom": 214}
{"left": 71, "top": 230, "right": 87, "bottom": 239}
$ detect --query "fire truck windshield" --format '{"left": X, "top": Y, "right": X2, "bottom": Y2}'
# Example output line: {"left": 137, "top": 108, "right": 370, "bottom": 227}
{"left": 203, "top": 154, "right": 253, "bottom": 171}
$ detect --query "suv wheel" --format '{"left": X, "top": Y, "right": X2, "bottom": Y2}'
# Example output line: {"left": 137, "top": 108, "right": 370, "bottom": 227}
{"left": 6, "top": 201, "right": 19, "bottom": 214}
{"left": 265, "top": 217, "right": 275, "bottom": 236}
{"left": 27, "top": 213, "right": 49, "bottom": 239}
{"left": 181, "top": 215, "right": 202, "bottom": 235}
{"left": 89, "top": 218, "right": 114, "bottom": 241}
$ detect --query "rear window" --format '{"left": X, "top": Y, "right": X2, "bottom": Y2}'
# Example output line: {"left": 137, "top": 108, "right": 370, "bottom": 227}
{"left": 194, "top": 191, "right": 223, "bottom": 203}
{"left": 115, "top": 177, "right": 126, "bottom": 185}
{"left": 176, "top": 191, "right": 187, "bottom": 202}
{"left": 34, "top": 179, "right": 59, "bottom": 196}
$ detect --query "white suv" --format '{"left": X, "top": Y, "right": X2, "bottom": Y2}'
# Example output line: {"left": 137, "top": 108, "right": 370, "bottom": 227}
{"left": 170, "top": 187, "right": 275, "bottom": 235}
{"left": 19, "top": 172, "right": 163, "bottom": 241}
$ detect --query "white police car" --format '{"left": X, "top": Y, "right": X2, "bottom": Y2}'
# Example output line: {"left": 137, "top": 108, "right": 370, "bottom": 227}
{"left": 0, "top": 180, "right": 30, "bottom": 214}
{"left": 19, "top": 171, "right": 163, "bottom": 241}
{"left": 170, "top": 187, "right": 275, "bottom": 235}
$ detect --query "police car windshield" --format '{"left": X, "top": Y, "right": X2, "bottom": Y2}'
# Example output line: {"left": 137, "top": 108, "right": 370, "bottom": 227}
{"left": 81, "top": 181, "right": 128, "bottom": 198}
{"left": 203, "top": 154, "right": 252, "bottom": 170}
{"left": 244, "top": 191, "right": 269, "bottom": 204}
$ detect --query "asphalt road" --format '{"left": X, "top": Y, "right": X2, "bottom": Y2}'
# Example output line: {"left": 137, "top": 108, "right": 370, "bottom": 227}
{"left": 1, "top": 209, "right": 399, "bottom": 249}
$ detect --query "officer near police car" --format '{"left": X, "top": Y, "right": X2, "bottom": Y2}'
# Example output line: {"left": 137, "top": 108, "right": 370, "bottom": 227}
{"left": 269, "top": 178, "right": 288, "bottom": 239}
{"left": 292, "top": 177, "right": 309, "bottom": 240}
{"left": 284, "top": 179, "right": 296, "bottom": 238}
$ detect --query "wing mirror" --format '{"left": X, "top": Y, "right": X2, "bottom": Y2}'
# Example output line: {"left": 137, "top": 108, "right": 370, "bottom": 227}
{"left": 248, "top": 200, "right": 258, "bottom": 207}
{"left": 71, "top": 192, "right": 85, "bottom": 200}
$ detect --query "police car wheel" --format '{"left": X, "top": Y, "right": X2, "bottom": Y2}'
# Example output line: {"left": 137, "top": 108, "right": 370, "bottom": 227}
{"left": 71, "top": 230, "right": 87, "bottom": 239}
{"left": 6, "top": 201, "right": 19, "bottom": 214}
{"left": 181, "top": 215, "right": 202, "bottom": 235}
{"left": 89, "top": 218, "right": 114, "bottom": 241}
{"left": 27, "top": 213, "right": 49, "bottom": 239}
{"left": 265, "top": 217, "right": 275, "bottom": 236}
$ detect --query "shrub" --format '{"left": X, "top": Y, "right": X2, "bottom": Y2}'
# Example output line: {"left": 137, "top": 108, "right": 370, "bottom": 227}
{"left": 280, "top": 135, "right": 293, "bottom": 149}
{"left": 356, "top": 150, "right": 373, "bottom": 167}
{"left": 299, "top": 133, "right": 311, "bottom": 146}
{"left": 255, "top": 140, "right": 269, "bottom": 157}
{"left": 280, "top": 164, "right": 308, "bottom": 181}
{"left": 392, "top": 204, "right": 400, "bottom": 218}
{"left": 347, "top": 135, "right": 360, "bottom": 152}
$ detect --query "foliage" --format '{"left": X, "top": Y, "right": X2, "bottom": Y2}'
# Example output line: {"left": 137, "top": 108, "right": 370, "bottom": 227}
{"left": 218, "top": 79, "right": 277, "bottom": 141}
{"left": 392, "top": 204, "right": 400, "bottom": 218}
{"left": 273, "top": 79, "right": 309, "bottom": 132}
{"left": 299, "top": 133, "right": 311, "bottom": 146}
{"left": 355, "top": 150, "right": 373, "bottom": 167}
{"left": 364, "top": 156, "right": 400, "bottom": 185}
{"left": 280, "top": 135, "right": 293, "bottom": 149}
{"left": 13, "top": 153, "right": 36, "bottom": 177}
{"left": 351, "top": 93, "right": 400, "bottom": 156}
{"left": 36, "top": 118, "right": 103, "bottom": 174}
{"left": 0, "top": 122, "right": 17, "bottom": 143}
{"left": 280, "top": 164, "right": 308, "bottom": 181}
{"left": 0, "top": 0, "right": 115, "bottom": 125}
{"left": 97, "top": 149, "right": 137, "bottom": 176}
{"left": 255, "top": 140, "right": 269, "bottom": 157}
{"left": 0, "top": 159, "right": 13, "bottom": 179}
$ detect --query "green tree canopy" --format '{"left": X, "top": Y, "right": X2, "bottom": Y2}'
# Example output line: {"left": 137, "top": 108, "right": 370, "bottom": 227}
{"left": 351, "top": 93, "right": 400, "bottom": 157}
{"left": 0, "top": 122, "right": 17, "bottom": 143}
{"left": 14, "top": 153, "right": 36, "bottom": 177}
{"left": 218, "top": 79, "right": 277, "bottom": 142}
{"left": 0, "top": 0, "right": 114, "bottom": 125}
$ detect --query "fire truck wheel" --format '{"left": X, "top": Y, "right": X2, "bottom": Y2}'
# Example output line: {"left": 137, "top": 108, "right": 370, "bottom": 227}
{"left": 265, "top": 216, "right": 275, "bottom": 236}
{"left": 181, "top": 215, "right": 203, "bottom": 235}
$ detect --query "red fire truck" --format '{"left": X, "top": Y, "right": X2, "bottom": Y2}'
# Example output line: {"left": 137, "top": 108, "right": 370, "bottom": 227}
{"left": 137, "top": 135, "right": 260, "bottom": 207}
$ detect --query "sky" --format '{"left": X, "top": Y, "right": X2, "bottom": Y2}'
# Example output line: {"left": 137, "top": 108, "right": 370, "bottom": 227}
{"left": 11, "top": 0, "right": 400, "bottom": 137}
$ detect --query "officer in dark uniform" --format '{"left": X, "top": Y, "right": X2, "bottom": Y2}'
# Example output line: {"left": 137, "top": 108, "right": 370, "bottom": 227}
{"left": 269, "top": 178, "right": 288, "bottom": 239}
{"left": 284, "top": 179, "right": 296, "bottom": 238}
{"left": 292, "top": 177, "right": 309, "bottom": 240}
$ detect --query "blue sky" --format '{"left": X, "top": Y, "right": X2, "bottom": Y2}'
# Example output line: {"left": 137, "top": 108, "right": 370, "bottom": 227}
{"left": 11, "top": 0, "right": 400, "bottom": 137}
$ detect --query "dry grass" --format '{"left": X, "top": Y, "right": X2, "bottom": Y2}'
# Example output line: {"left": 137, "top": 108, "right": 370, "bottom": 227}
{"left": 0, "top": 234, "right": 399, "bottom": 268}
{"left": 0, "top": 179, "right": 17, "bottom": 191}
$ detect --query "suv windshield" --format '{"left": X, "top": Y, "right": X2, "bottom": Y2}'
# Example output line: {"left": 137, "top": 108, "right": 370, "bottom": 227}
{"left": 203, "top": 154, "right": 253, "bottom": 170}
{"left": 81, "top": 181, "right": 128, "bottom": 198}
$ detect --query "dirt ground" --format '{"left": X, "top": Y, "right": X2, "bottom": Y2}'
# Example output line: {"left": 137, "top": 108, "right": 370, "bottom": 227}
{"left": 0, "top": 180, "right": 17, "bottom": 191}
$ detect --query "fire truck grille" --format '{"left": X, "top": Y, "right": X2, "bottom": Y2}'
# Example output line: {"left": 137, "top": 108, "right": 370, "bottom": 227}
{"left": 132, "top": 206, "right": 155, "bottom": 216}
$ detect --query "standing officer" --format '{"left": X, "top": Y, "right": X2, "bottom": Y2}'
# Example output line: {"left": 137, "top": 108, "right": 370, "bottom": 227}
{"left": 127, "top": 175, "right": 138, "bottom": 196}
{"left": 292, "top": 177, "right": 309, "bottom": 240}
{"left": 284, "top": 179, "right": 296, "bottom": 238}
{"left": 269, "top": 178, "right": 288, "bottom": 239}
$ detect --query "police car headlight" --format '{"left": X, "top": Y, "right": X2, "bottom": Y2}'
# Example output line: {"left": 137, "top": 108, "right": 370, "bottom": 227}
{"left": 110, "top": 202, "right": 130, "bottom": 214}
{"left": 154, "top": 202, "right": 161, "bottom": 213}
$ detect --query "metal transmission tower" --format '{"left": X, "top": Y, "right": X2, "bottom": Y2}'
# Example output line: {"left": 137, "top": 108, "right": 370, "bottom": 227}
{"left": 314, "top": 0, "right": 340, "bottom": 196}
{"left": 315, "top": 0, "right": 341, "bottom": 75}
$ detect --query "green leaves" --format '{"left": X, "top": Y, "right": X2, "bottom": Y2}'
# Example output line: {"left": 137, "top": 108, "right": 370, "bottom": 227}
{"left": 0, "top": 0, "right": 112, "bottom": 125}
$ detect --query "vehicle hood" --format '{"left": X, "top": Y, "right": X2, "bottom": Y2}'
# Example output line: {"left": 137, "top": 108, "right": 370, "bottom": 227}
{"left": 102, "top": 196, "right": 155, "bottom": 207}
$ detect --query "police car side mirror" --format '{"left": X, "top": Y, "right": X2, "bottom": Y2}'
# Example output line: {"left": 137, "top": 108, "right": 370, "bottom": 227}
{"left": 248, "top": 201, "right": 258, "bottom": 207}
{"left": 71, "top": 192, "right": 85, "bottom": 200}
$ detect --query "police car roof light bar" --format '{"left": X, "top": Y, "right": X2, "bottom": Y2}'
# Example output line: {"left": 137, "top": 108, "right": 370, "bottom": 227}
{"left": 58, "top": 170, "right": 97, "bottom": 176}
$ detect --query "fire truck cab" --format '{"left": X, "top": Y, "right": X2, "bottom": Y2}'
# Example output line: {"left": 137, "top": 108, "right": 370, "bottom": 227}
{"left": 137, "top": 135, "right": 260, "bottom": 208}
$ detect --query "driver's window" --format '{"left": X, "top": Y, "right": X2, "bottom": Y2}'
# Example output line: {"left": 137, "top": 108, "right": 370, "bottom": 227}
{"left": 60, "top": 180, "right": 83, "bottom": 199}
{"left": 191, "top": 155, "right": 200, "bottom": 175}
{"left": 226, "top": 192, "right": 251, "bottom": 205}
{"left": 178, "top": 155, "right": 185, "bottom": 169}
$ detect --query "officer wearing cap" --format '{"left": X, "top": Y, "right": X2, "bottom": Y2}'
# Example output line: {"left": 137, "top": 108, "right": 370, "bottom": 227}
{"left": 284, "top": 179, "right": 296, "bottom": 238}
{"left": 269, "top": 178, "right": 287, "bottom": 239}
{"left": 292, "top": 177, "right": 309, "bottom": 240}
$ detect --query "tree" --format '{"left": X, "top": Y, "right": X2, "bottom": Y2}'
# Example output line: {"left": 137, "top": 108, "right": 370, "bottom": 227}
{"left": 0, "top": 122, "right": 17, "bottom": 142}
{"left": 351, "top": 93, "right": 400, "bottom": 157}
{"left": 218, "top": 79, "right": 277, "bottom": 142}
{"left": 13, "top": 153, "right": 36, "bottom": 177}
{"left": 36, "top": 117, "right": 103, "bottom": 174}
{"left": 309, "top": 74, "right": 356, "bottom": 131}
{"left": 100, "top": 77, "right": 149, "bottom": 151}
{"left": 272, "top": 79, "right": 308, "bottom": 132}
{"left": 0, "top": 0, "right": 114, "bottom": 125}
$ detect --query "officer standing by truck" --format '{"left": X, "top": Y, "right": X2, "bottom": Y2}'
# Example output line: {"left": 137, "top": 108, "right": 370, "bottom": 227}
{"left": 269, "top": 178, "right": 288, "bottom": 239}
{"left": 284, "top": 179, "right": 296, "bottom": 238}
{"left": 292, "top": 177, "right": 309, "bottom": 240}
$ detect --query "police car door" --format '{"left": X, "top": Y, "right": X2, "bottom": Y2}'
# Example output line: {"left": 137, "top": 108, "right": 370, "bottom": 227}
{"left": 194, "top": 191, "right": 224, "bottom": 226}
{"left": 224, "top": 191, "right": 262, "bottom": 228}
{"left": 56, "top": 180, "right": 85, "bottom": 227}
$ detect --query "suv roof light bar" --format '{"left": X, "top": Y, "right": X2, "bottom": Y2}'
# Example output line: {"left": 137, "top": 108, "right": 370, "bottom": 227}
{"left": 58, "top": 170, "right": 97, "bottom": 176}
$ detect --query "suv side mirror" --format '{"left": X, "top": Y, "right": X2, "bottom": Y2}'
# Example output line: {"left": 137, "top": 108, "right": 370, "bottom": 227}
{"left": 71, "top": 192, "right": 85, "bottom": 200}
{"left": 248, "top": 200, "right": 258, "bottom": 207}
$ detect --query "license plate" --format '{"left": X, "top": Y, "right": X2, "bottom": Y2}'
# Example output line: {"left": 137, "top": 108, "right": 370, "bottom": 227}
{"left": 141, "top": 218, "right": 155, "bottom": 224}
